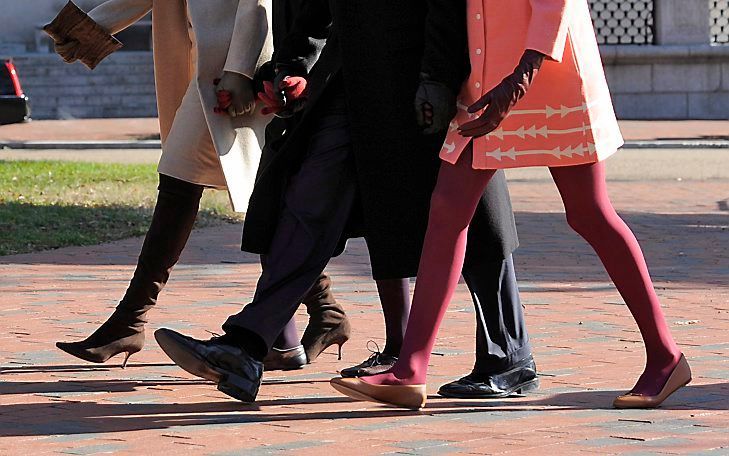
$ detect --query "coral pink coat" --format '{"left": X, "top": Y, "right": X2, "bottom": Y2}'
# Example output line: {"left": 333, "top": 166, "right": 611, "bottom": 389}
{"left": 441, "top": 0, "right": 624, "bottom": 169}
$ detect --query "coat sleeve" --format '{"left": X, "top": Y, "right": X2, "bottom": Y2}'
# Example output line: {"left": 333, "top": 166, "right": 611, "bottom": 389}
{"left": 224, "top": 0, "right": 274, "bottom": 80}
{"left": 421, "top": 0, "right": 469, "bottom": 93}
{"left": 88, "top": 0, "right": 152, "bottom": 35}
{"left": 273, "top": 0, "right": 330, "bottom": 76}
{"left": 525, "top": 0, "right": 572, "bottom": 62}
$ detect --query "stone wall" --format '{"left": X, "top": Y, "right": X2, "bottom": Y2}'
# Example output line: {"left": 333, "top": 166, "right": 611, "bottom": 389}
{"left": 0, "top": 0, "right": 108, "bottom": 53}
{"left": 12, "top": 52, "right": 157, "bottom": 120}
{"left": 603, "top": 45, "right": 729, "bottom": 119}
{"left": 5, "top": 0, "right": 728, "bottom": 120}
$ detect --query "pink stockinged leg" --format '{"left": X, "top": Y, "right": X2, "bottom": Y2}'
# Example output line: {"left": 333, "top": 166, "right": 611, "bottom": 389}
{"left": 549, "top": 162, "right": 681, "bottom": 396}
{"left": 364, "top": 156, "right": 680, "bottom": 396}
{"left": 364, "top": 147, "right": 496, "bottom": 386}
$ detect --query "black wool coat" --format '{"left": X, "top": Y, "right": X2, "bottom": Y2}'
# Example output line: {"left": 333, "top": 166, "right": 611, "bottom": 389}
{"left": 243, "top": 0, "right": 518, "bottom": 280}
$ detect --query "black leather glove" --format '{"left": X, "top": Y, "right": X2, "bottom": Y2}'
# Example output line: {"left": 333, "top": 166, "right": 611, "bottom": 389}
{"left": 459, "top": 49, "right": 545, "bottom": 138}
{"left": 415, "top": 74, "right": 457, "bottom": 135}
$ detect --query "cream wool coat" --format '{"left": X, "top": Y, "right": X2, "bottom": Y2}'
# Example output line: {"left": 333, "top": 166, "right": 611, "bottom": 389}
{"left": 88, "top": 0, "right": 273, "bottom": 212}
{"left": 442, "top": 0, "right": 624, "bottom": 169}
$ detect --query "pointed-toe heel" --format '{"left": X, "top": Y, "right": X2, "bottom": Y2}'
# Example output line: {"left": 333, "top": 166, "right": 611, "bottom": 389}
{"left": 304, "top": 318, "right": 352, "bottom": 363}
{"left": 613, "top": 354, "right": 692, "bottom": 409}
{"left": 263, "top": 345, "right": 308, "bottom": 371}
{"left": 301, "top": 274, "right": 351, "bottom": 363}
{"left": 56, "top": 331, "right": 145, "bottom": 367}
{"left": 330, "top": 377, "right": 427, "bottom": 410}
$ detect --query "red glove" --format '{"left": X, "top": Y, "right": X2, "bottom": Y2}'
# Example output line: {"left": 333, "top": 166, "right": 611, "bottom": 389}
{"left": 258, "top": 80, "right": 285, "bottom": 115}
{"left": 257, "top": 74, "right": 308, "bottom": 117}
{"left": 213, "top": 78, "right": 231, "bottom": 114}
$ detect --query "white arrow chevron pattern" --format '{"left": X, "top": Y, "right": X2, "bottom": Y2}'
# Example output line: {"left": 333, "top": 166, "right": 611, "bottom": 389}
{"left": 481, "top": 143, "right": 597, "bottom": 161}
{"left": 505, "top": 98, "right": 608, "bottom": 119}
{"left": 442, "top": 142, "right": 456, "bottom": 154}
{"left": 489, "top": 124, "right": 592, "bottom": 140}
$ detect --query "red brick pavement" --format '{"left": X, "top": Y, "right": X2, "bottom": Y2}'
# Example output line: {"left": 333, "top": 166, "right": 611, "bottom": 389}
{"left": 1, "top": 179, "right": 727, "bottom": 455}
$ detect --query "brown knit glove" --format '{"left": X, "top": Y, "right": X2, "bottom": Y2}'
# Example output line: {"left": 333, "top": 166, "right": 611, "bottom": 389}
{"left": 43, "top": 1, "right": 122, "bottom": 70}
{"left": 459, "top": 50, "right": 545, "bottom": 138}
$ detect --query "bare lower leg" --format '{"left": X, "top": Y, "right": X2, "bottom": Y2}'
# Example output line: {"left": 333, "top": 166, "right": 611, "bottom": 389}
{"left": 549, "top": 162, "right": 681, "bottom": 395}
{"left": 376, "top": 278, "right": 411, "bottom": 356}
{"left": 364, "top": 148, "right": 496, "bottom": 385}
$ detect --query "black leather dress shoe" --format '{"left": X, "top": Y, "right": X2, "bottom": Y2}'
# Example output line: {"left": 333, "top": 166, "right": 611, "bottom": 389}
{"left": 154, "top": 328, "right": 263, "bottom": 402}
{"left": 263, "top": 345, "right": 307, "bottom": 371}
{"left": 340, "top": 351, "right": 398, "bottom": 378}
{"left": 437, "top": 355, "right": 539, "bottom": 399}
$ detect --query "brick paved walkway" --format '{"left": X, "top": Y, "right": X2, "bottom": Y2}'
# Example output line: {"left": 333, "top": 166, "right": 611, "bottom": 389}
{"left": 1, "top": 178, "right": 727, "bottom": 455}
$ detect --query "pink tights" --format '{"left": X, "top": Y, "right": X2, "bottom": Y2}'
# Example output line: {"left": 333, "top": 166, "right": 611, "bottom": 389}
{"left": 364, "top": 148, "right": 681, "bottom": 396}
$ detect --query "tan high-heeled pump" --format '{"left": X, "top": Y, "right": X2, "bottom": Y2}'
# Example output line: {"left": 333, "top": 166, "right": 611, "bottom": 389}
{"left": 613, "top": 354, "right": 691, "bottom": 409}
{"left": 330, "top": 377, "right": 427, "bottom": 410}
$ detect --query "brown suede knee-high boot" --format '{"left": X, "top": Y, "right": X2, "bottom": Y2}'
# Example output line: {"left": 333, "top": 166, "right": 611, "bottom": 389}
{"left": 56, "top": 175, "right": 203, "bottom": 366}
{"left": 301, "top": 274, "right": 351, "bottom": 363}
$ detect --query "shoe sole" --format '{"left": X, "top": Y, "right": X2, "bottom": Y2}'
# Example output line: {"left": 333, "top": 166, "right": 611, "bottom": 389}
{"left": 437, "top": 377, "right": 540, "bottom": 399}
{"left": 264, "top": 364, "right": 306, "bottom": 372}
{"left": 154, "top": 330, "right": 259, "bottom": 403}
{"left": 154, "top": 330, "right": 223, "bottom": 383}
{"left": 330, "top": 380, "right": 425, "bottom": 410}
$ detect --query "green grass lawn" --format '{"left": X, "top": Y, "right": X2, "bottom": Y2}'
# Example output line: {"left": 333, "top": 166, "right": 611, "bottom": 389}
{"left": 0, "top": 160, "right": 241, "bottom": 256}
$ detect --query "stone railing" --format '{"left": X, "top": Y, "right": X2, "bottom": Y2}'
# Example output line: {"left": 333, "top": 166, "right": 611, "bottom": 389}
{"left": 600, "top": 0, "right": 729, "bottom": 119}
{"left": 712, "top": 0, "right": 729, "bottom": 43}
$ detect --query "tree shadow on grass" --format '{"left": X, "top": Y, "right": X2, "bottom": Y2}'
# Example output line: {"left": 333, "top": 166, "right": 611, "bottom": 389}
{"left": 0, "top": 201, "right": 255, "bottom": 264}
{"left": 0, "top": 202, "right": 153, "bottom": 256}
{"left": 0, "top": 380, "right": 726, "bottom": 437}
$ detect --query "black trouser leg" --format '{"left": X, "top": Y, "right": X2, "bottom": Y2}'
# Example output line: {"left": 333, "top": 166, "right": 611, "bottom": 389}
{"left": 462, "top": 254, "right": 531, "bottom": 374}
{"left": 222, "top": 113, "right": 357, "bottom": 355}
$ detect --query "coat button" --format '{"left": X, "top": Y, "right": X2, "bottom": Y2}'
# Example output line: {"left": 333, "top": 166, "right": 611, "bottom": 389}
{"left": 476, "top": 13, "right": 481, "bottom": 20}
{"left": 475, "top": 82, "right": 481, "bottom": 88}
{"left": 475, "top": 49, "right": 482, "bottom": 55}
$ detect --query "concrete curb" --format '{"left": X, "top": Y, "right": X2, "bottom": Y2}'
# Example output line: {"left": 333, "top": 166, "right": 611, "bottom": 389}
{"left": 1, "top": 139, "right": 728, "bottom": 150}
{"left": 623, "top": 140, "right": 729, "bottom": 149}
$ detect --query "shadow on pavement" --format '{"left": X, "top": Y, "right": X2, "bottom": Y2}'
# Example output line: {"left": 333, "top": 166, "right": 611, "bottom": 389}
{"left": 1, "top": 211, "right": 725, "bottom": 286}
{"left": 0, "top": 379, "right": 211, "bottom": 395}
{"left": 0, "top": 381, "right": 726, "bottom": 437}
{"left": 0, "top": 362, "right": 176, "bottom": 374}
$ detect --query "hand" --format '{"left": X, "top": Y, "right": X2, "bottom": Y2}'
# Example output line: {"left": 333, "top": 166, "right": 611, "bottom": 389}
{"left": 415, "top": 76, "right": 457, "bottom": 135}
{"left": 54, "top": 40, "right": 80, "bottom": 63}
{"left": 257, "top": 71, "right": 308, "bottom": 118}
{"left": 215, "top": 71, "right": 256, "bottom": 117}
{"left": 459, "top": 50, "right": 545, "bottom": 138}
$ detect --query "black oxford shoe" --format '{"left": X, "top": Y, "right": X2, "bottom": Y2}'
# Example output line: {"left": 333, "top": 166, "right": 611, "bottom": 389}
{"left": 154, "top": 328, "right": 263, "bottom": 402}
{"left": 438, "top": 355, "right": 539, "bottom": 399}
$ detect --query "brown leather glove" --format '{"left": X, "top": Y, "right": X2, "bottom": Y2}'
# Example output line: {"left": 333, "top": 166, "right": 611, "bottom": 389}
{"left": 459, "top": 49, "right": 545, "bottom": 138}
{"left": 44, "top": 1, "right": 122, "bottom": 70}
{"left": 54, "top": 40, "right": 81, "bottom": 64}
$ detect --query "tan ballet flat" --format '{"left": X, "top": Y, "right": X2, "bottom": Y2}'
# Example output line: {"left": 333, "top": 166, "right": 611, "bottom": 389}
{"left": 613, "top": 354, "right": 692, "bottom": 409}
{"left": 330, "top": 377, "right": 427, "bottom": 410}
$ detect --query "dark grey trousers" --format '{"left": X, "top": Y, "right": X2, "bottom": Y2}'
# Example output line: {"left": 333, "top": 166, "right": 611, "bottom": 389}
{"left": 463, "top": 253, "right": 531, "bottom": 374}
{"left": 224, "top": 111, "right": 357, "bottom": 348}
{"left": 224, "top": 110, "right": 530, "bottom": 371}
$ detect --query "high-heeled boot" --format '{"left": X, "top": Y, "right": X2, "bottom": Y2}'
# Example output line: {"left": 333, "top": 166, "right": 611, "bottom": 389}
{"left": 56, "top": 175, "right": 203, "bottom": 367}
{"left": 301, "top": 274, "right": 351, "bottom": 363}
